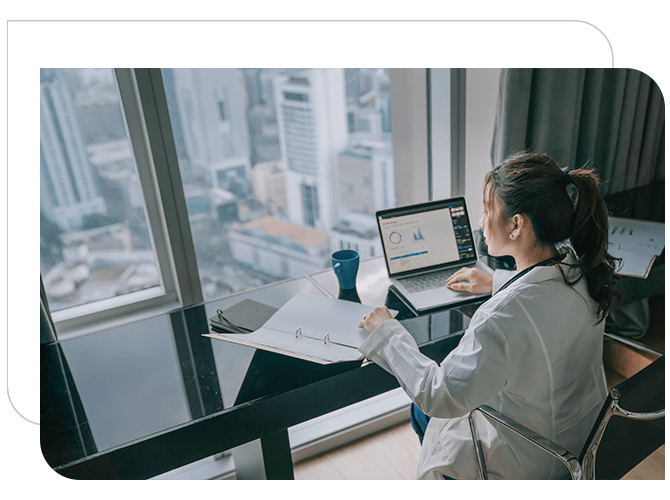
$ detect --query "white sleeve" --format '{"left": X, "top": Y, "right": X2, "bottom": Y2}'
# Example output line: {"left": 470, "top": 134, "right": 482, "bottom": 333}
{"left": 358, "top": 317, "right": 509, "bottom": 419}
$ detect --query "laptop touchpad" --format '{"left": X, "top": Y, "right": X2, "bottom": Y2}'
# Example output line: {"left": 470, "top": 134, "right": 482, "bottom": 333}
{"left": 434, "top": 286, "right": 469, "bottom": 302}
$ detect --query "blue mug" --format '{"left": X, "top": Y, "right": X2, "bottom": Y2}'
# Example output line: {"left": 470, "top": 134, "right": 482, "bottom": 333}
{"left": 332, "top": 249, "right": 360, "bottom": 290}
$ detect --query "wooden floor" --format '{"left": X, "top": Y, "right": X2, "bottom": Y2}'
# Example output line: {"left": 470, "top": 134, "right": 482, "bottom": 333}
{"left": 294, "top": 420, "right": 421, "bottom": 480}
{"left": 294, "top": 419, "right": 664, "bottom": 480}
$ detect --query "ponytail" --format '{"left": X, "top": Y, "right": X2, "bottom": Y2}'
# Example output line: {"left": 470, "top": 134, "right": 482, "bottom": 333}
{"left": 486, "top": 152, "right": 620, "bottom": 323}
{"left": 567, "top": 168, "right": 620, "bottom": 322}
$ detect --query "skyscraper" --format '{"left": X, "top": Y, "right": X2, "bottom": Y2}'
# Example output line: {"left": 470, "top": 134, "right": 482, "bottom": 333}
{"left": 167, "top": 69, "right": 252, "bottom": 196}
{"left": 40, "top": 69, "right": 106, "bottom": 231}
{"left": 274, "top": 70, "right": 348, "bottom": 232}
{"left": 337, "top": 142, "right": 394, "bottom": 215}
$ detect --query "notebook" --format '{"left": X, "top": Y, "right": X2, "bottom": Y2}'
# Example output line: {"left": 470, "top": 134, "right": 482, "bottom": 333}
{"left": 376, "top": 197, "right": 491, "bottom": 312}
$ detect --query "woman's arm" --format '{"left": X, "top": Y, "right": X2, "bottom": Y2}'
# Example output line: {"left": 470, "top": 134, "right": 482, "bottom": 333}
{"left": 358, "top": 315, "right": 509, "bottom": 419}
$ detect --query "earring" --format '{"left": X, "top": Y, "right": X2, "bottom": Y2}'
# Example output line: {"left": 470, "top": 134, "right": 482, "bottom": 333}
{"left": 509, "top": 234, "right": 514, "bottom": 240}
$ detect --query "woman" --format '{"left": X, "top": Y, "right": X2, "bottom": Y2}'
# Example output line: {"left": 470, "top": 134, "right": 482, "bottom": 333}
{"left": 358, "top": 152, "right": 619, "bottom": 480}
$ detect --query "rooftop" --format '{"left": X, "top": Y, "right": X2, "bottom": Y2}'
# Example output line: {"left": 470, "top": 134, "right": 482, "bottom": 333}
{"left": 240, "top": 217, "right": 329, "bottom": 248}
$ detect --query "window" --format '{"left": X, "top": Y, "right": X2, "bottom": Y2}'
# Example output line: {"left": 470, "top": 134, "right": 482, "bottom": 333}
{"left": 283, "top": 92, "right": 308, "bottom": 102}
{"left": 42, "top": 68, "right": 452, "bottom": 329}
{"left": 40, "top": 69, "right": 164, "bottom": 313}
{"left": 161, "top": 68, "right": 397, "bottom": 302}
{"left": 301, "top": 183, "right": 319, "bottom": 227}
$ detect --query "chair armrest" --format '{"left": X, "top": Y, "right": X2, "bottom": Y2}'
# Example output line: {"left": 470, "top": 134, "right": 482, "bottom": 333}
{"left": 613, "top": 402, "right": 665, "bottom": 421}
{"left": 604, "top": 332, "right": 664, "bottom": 357}
{"left": 468, "top": 405, "right": 582, "bottom": 480}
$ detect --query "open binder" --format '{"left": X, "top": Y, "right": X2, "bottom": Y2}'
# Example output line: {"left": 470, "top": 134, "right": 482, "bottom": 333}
{"left": 204, "top": 293, "right": 388, "bottom": 364}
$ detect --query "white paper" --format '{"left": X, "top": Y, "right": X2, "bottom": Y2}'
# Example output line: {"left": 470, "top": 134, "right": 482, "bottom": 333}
{"left": 608, "top": 217, "right": 664, "bottom": 278}
{"left": 609, "top": 247, "right": 656, "bottom": 278}
{"left": 609, "top": 217, "right": 664, "bottom": 255}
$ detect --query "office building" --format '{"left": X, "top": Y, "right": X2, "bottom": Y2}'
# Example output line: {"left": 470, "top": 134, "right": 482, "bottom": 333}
{"left": 344, "top": 69, "right": 392, "bottom": 140}
{"left": 337, "top": 142, "right": 395, "bottom": 216}
{"left": 330, "top": 211, "right": 382, "bottom": 259}
{"left": 87, "top": 139, "right": 144, "bottom": 211}
{"left": 40, "top": 68, "right": 107, "bottom": 231}
{"left": 251, "top": 160, "right": 288, "bottom": 216}
{"left": 167, "top": 69, "right": 252, "bottom": 195}
{"left": 211, "top": 187, "right": 240, "bottom": 225}
{"left": 228, "top": 216, "right": 330, "bottom": 279}
{"left": 274, "top": 70, "right": 348, "bottom": 232}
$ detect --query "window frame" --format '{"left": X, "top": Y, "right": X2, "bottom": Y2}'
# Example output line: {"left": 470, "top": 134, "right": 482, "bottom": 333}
{"left": 428, "top": 68, "right": 466, "bottom": 200}
{"left": 50, "top": 69, "right": 202, "bottom": 338}
{"left": 50, "top": 67, "right": 461, "bottom": 338}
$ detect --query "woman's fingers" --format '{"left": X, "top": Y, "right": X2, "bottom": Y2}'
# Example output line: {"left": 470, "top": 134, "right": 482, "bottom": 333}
{"left": 446, "top": 267, "right": 472, "bottom": 287}
{"left": 360, "top": 306, "right": 392, "bottom": 331}
{"left": 448, "top": 278, "right": 472, "bottom": 292}
{"left": 446, "top": 267, "right": 493, "bottom": 294}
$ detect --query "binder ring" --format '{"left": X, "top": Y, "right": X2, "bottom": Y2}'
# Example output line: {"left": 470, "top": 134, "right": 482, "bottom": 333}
{"left": 295, "top": 327, "right": 302, "bottom": 338}
{"left": 217, "top": 309, "right": 224, "bottom": 320}
{"left": 324, "top": 333, "right": 330, "bottom": 344}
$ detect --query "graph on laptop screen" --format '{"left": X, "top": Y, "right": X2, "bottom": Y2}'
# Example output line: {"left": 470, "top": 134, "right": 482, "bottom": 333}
{"left": 378, "top": 200, "right": 476, "bottom": 275}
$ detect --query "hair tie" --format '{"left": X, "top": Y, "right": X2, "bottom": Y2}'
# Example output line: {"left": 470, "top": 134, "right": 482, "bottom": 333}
{"left": 563, "top": 169, "right": 573, "bottom": 187}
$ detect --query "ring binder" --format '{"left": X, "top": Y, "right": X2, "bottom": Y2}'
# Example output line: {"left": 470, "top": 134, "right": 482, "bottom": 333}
{"left": 209, "top": 299, "right": 279, "bottom": 334}
{"left": 204, "top": 294, "right": 397, "bottom": 364}
{"left": 214, "top": 309, "right": 253, "bottom": 333}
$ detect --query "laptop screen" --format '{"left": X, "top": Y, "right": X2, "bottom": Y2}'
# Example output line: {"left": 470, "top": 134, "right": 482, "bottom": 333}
{"left": 376, "top": 197, "right": 477, "bottom": 277}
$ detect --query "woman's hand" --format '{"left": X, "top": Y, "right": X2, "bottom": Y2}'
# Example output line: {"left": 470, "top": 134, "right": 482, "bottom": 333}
{"left": 446, "top": 267, "right": 493, "bottom": 294}
{"left": 358, "top": 306, "right": 393, "bottom": 332}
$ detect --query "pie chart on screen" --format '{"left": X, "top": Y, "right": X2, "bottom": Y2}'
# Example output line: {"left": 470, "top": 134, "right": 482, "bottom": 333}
{"left": 389, "top": 231, "right": 402, "bottom": 244}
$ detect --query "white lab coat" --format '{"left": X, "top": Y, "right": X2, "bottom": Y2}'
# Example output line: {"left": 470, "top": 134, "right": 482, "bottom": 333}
{"left": 358, "top": 248, "right": 608, "bottom": 479}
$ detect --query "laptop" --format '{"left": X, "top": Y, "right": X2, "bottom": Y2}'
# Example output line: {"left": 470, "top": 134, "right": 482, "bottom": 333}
{"left": 376, "top": 197, "right": 491, "bottom": 312}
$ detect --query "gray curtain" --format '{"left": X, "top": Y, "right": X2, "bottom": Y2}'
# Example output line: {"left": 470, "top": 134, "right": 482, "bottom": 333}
{"left": 41, "top": 275, "right": 57, "bottom": 344}
{"left": 491, "top": 69, "right": 664, "bottom": 197}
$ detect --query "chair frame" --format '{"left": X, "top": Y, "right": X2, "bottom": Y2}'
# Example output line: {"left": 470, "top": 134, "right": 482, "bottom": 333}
{"left": 469, "top": 344, "right": 665, "bottom": 480}
{"left": 468, "top": 405, "right": 582, "bottom": 480}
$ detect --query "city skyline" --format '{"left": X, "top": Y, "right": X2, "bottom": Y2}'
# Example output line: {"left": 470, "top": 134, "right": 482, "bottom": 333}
{"left": 40, "top": 68, "right": 394, "bottom": 309}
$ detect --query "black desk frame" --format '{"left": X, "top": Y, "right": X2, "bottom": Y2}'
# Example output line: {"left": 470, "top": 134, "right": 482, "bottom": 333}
{"left": 53, "top": 332, "right": 463, "bottom": 480}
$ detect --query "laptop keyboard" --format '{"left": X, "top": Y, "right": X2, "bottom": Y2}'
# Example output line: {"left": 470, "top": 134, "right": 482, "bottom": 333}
{"left": 399, "top": 268, "right": 459, "bottom": 293}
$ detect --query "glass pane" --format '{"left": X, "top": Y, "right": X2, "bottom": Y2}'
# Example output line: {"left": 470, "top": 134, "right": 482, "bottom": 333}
{"left": 40, "top": 68, "right": 162, "bottom": 311}
{"left": 162, "top": 68, "right": 395, "bottom": 301}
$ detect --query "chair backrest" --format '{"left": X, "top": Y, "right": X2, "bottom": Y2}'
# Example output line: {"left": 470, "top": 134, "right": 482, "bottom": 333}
{"left": 579, "top": 355, "right": 665, "bottom": 479}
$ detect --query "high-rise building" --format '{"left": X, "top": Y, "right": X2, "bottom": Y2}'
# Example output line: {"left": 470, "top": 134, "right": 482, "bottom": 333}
{"left": 337, "top": 142, "right": 395, "bottom": 215}
{"left": 251, "top": 160, "right": 288, "bottom": 216}
{"left": 274, "top": 70, "right": 348, "bottom": 232}
{"left": 40, "top": 69, "right": 106, "bottom": 230}
{"left": 167, "top": 69, "right": 252, "bottom": 196}
{"left": 343, "top": 69, "right": 392, "bottom": 141}
{"left": 332, "top": 140, "right": 394, "bottom": 259}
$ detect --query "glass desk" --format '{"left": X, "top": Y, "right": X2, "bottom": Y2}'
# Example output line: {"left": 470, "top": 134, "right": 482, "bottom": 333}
{"left": 41, "top": 259, "right": 484, "bottom": 479}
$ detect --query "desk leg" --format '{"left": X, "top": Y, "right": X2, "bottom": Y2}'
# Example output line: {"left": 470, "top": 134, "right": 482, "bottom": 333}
{"left": 260, "top": 429, "right": 294, "bottom": 480}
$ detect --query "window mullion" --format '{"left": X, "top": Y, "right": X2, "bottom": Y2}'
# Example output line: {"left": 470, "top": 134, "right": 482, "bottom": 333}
{"left": 389, "top": 69, "right": 430, "bottom": 205}
{"left": 120, "top": 68, "right": 203, "bottom": 307}
{"left": 449, "top": 69, "right": 466, "bottom": 198}
{"left": 427, "top": 68, "right": 465, "bottom": 200}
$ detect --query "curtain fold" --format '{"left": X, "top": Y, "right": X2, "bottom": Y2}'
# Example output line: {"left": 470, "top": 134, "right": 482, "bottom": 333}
{"left": 491, "top": 69, "right": 664, "bottom": 198}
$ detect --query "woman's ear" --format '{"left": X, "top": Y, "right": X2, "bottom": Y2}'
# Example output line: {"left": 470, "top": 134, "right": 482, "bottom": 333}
{"left": 510, "top": 214, "right": 529, "bottom": 240}
{"left": 516, "top": 214, "right": 536, "bottom": 238}
{"left": 512, "top": 214, "right": 523, "bottom": 231}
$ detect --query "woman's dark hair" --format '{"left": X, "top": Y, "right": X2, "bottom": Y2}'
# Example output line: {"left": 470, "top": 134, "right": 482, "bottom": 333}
{"left": 484, "top": 151, "right": 619, "bottom": 322}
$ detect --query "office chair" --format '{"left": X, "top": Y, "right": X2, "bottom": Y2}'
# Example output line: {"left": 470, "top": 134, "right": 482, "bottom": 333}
{"left": 468, "top": 355, "right": 665, "bottom": 480}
